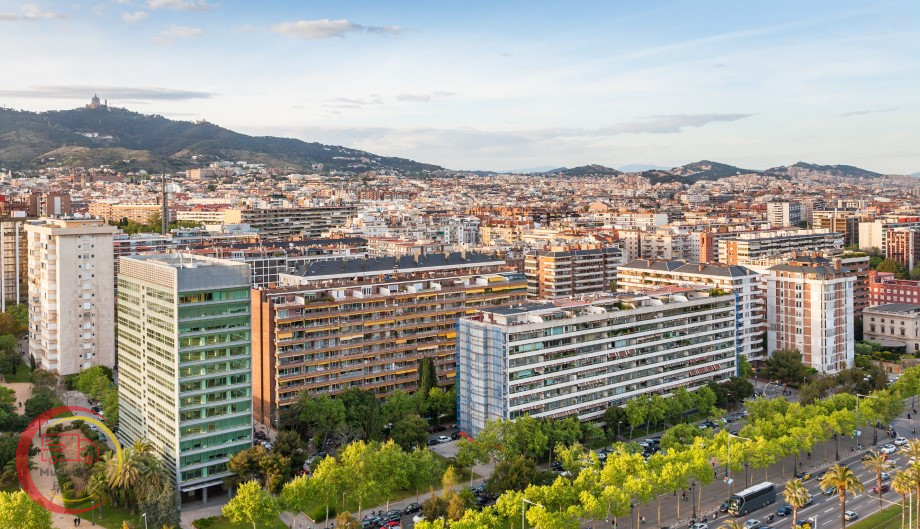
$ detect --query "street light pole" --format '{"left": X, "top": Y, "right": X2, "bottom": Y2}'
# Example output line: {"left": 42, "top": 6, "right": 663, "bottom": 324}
{"left": 726, "top": 432, "right": 750, "bottom": 495}
{"left": 141, "top": 513, "right": 148, "bottom": 529}
{"left": 522, "top": 498, "right": 543, "bottom": 529}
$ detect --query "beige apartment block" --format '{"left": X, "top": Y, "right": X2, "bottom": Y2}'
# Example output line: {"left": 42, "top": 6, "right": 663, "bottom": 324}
{"left": 26, "top": 218, "right": 116, "bottom": 375}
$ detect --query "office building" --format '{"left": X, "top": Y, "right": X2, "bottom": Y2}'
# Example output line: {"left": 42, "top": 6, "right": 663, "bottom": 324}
{"left": 765, "top": 255, "right": 854, "bottom": 374}
{"left": 26, "top": 218, "right": 116, "bottom": 375}
{"left": 250, "top": 252, "right": 526, "bottom": 425}
{"left": 457, "top": 289, "right": 738, "bottom": 436}
{"left": 863, "top": 304, "right": 920, "bottom": 353}
{"left": 117, "top": 254, "right": 252, "bottom": 502}
{"left": 524, "top": 245, "right": 623, "bottom": 298}
{"left": 617, "top": 259, "right": 765, "bottom": 360}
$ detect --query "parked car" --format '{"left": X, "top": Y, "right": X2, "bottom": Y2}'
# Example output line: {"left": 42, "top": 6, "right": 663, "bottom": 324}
{"left": 550, "top": 461, "right": 564, "bottom": 471}
{"left": 383, "top": 509, "right": 402, "bottom": 522}
{"left": 437, "top": 435, "right": 451, "bottom": 444}
{"left": 895, "top": 436, "right": 909, "bottom": 446}
{"left": 404, "top": 503, "right": 421, "bottom": 514}
{"left": 426, "top": 439, "right": 439, "bottom": 446}
{"left": 412, "top": 514, "right": 425, "bottom": 524}
{"left": 450, "top": 432, "right": 461, "bottom": 440}
{"left": 844, "top": 511, "right": 859, "bottom": 521}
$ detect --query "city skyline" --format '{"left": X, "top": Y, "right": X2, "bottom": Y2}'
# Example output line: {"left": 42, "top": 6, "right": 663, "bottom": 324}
{"left": 0, "top": 0, "right": 918, "bottom": 173}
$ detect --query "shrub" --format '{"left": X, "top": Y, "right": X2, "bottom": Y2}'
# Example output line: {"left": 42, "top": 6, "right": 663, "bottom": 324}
{"left": 310, "top": 505, "right": 336, "bottom": 523}
{"left": 191, "top": 516, "right": 218, "bottom": 529}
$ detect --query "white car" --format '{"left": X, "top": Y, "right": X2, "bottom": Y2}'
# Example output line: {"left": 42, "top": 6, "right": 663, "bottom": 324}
{"left": 882, "top": 471, "right": 892, "bottom": 481}
{"left": 880, "top": 444, "right": 897, "bottom": 454}
{"left": 691, "top": 524, "right": 709, "bottom": 529}
{"left": 437, "top": 435, "right": 451, "bottom": 444}
{"left": 844, "top": 511, "right": 859, "bottom": 521}
{"left": 412, "top": 514, "right": 425, "bottom": 524}
{"left": 745, "top": 520, "right": 761, "bottom": 529}
{"left": 895, "top": 436, "right": 909, "bottom": 446}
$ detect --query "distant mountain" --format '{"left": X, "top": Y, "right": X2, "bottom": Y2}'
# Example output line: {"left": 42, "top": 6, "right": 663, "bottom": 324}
{"left": 767, "top": 162, "right": 882, "bottom": 179}
{"left": 543, "top": 164, "right": 622, "bottom": 177}
{"left": 912, "top": 172, "right": 920, "bottom": 178}
{"left": 501, "top": 165, "right": 558, "bottom": 174}
{"left": 618, "top": 163, "right": 669, "bottom": 172}
{"left": 0, "top": 105, "right": 441, "bottom": 174}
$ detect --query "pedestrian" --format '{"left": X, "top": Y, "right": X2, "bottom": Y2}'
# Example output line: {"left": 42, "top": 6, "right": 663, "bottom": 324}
{"left": 909, "top": 413, "right": 912, "bottom": 420}
{"left": 74, "top": 518, "right": 78, "bottom": 527}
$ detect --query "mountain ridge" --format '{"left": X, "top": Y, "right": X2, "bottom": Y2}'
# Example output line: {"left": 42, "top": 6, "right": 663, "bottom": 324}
{"left": 0, "top": 105, "right": 442, "bottom": 174}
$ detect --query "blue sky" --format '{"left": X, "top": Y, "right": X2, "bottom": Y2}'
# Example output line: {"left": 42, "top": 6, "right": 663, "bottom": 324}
{"left": 1, "top": 0, "right": 918, "bottom": 173}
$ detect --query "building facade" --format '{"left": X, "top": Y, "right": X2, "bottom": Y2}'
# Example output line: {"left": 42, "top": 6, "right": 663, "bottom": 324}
{"left": 0, "top": 218, "right": 28, "bottom": 312}
{"left": 765, "top": 255, "right": 854, "bottom": 374}
{"left": 885, "top": 228, "right": 920, "bottom": 271}
{"left": 26, "top": 218, "right": 116, "bottom": 375}
{"left": 617, "top": 259, "right": 765, "bottom": 360}
{"left": 766, "top": 202, "right": 804, "bottom": 228}
{"left": 718, "top": 229, "right": 843, "bottom": 265}
{"left": 457, "top": 289, "right": 738, "bottom": 436}
{"left": 117, "top": 254, "right": 252, "bottom": 502}
{"left": 869, "top": 271, "right": 920, "bottom": 306}
{"left": 524, "top": 245, "right": 623, "bottom": 298}
{"left": 223, "top": 205, "right": 358, "bottom": 239}
{"left": 863, "top": 304, "right": 920, "bottom": 353}
{"left": 250, "top": 253, "right": 526, "bottom": 425}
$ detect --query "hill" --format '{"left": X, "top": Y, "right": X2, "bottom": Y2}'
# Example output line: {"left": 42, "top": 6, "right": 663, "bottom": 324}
{"left": 544, "top": 164, "right": 622, "bottom": 177}
{"left": 766, "top": 162, "right": 883, "bottom": 179}
{"left": 0, "top": 106, "right": 441, "bottom": 174}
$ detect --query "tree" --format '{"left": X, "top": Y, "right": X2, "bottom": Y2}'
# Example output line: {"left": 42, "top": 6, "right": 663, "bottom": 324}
{"left": 485, "top": 454, "right": 538, "bottom": 496}
{"left": 625, "top": 394, "right": 648, "bottom": 438}
{"left": 910, "top": 265, "right": 920, "bottom": 281}
{"left": 737, "top": 355, "right": 753, "bottom": 379}
{"left": 381, "top": 390, "right": 419, "bottom": 426}
{"left": 862, "top": 451, "right": 894, "bottom": 513}
{"left": 876, "top": 259, "right": 906, "bottom": 278}
{"left": 604, "top": 405, "right": 628, "bottom": 440}
{"left": 391, "top": 414, "right": 429, "bottom": 451}
{"left": 647, "top": 395, "right": 667, "bottom": 433}
{"left": 273, "top": 430, "right": 306, "bottom": 471}
{"left": 763, "top": 349, "right": 809, "bottom": 385}
{"left": 280, "top": 475, "right": 312, "bottom": 526}
{"left": 297, "top": 393, "right": 346, "bottom": 446}
{"left": 227, "top": 446, "right": 267, "bottom": 489}
{"left": 718, "top": 521, "right": 745, "bottom": 529}
{"left": 417, "top": 357, "right": 438, "bottom": 400}
{"left": 339, "top": 388, "right": 383, "bottom": 441}
{"left": 138, "top": 486, "right": 181, "bottom": 529}
{"left": 334, "top": 512, "right": 360, "bottom": 529}
{"left": 24, "top": 390, "right": 56, "bottom": 420}
{"left": 694, "top": 386, "right": 718, "bottom": 417}
{"left": 259, "top": 451, "right": 292, "bottom": 494}
{"left": 221, "top": 480, "right": 281, "bottom": 529}
{"left": 783, "top": 479, "right": 810, "bottom": 528}
{"left": 660, "top": 423, "right": 704, "bottom": 452}
{"left": 891, "top": 471, "right": 913, "bottom": 529}
{"left": 0, "top": 387, "right": 14, "bottom": 408}
{"left": 426, "top": 387, "right": 455, "bottom": 426}
{"left": 406, "top": 448, "right": 441, "bottom": 500}
{"left": 818, "top": 464, "right": 863, "bottom": 529}
{"left": 0, "top": 490, "right": 52, "bottom": 529}
{"left": 446, "top": 489, "right": 472, "bottom": 522}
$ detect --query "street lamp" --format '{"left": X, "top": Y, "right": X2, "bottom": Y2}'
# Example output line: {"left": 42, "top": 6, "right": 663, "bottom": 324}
{"left": 857, "top": 393, "right": 879, "bottom": 446}
{"left": 522, "top": 498, "right": 544, "bottom": 529}
{"left": 141, "top": 513, "right": 148, "bottom": 529}
{"left": 725, "top": 432, "right": 750, "bottom": 494}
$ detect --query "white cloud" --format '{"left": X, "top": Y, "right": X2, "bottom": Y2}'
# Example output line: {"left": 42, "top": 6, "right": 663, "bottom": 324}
{"left": 0, "top": 85, "right": 214, "bottom": 100}
{"left": 271, "top": 19, "right": 401, "bottom": 40}
{"left": 121, "top": 10, "right": 147, "bottom": 22}
{"left": 147, "top": 0, "right": 213, "bottom": 11}
{"left": 397, "top": 91, "right": 455, "bottom": 102}
{"left": 0, "top": 3, "right": 64, "bottom": 21}
{"left": 153, "top": 24, "right": 204, "bottom": 44}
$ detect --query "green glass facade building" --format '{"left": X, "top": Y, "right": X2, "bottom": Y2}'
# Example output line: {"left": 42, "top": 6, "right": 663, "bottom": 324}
{"left": 117, "top": 254, "right": 252, "bottom": 501}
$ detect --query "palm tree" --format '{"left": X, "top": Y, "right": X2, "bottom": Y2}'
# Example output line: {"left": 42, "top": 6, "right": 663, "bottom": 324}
{"left": 819, "top": 464, "right": 864, "bottom": 529}
{"left": 784, "top": 478, "right": 811, "bottom": 528}
{"left": 892, "top": 471, "right": 913, "bottom": 529}
{"left": 131, "top": 438, "right": 154, "bottom": 456}
{"left": 719, "top": 521, "right": 745, "bottom": 529}
{"left": 863, "top": 451, "right": 894, "bottom": 512}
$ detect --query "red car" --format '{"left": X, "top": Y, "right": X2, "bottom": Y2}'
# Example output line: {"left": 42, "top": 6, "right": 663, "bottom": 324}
{"left": 874, "top": 484, "right": 891, "bottom": 494}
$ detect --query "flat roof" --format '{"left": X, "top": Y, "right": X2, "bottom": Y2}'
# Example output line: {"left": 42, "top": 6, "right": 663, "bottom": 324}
{"left": 866, "top": 303, "right": 920, "bottom": 315}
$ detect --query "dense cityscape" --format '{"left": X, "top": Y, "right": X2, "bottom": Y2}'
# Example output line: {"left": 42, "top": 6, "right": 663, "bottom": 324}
{"left": 2, "top": 2, "right": 920, "bottom": 529}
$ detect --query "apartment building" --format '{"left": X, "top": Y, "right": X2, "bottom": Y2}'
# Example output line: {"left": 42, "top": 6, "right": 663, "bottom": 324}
{"left": 250, "top": 253, "right": 526, "bottom": 425}
{"left": 524, "top": 245, "right": 623, "bottom": 298}
{"left": 89, "top": 202, "right": 176, "bottom": 224}
{"left": 617, "top": 259, "right": 764, "bottom": 360}
{"left": 859, "top": 217, "right": 920, "bottom": 252}
{"left": 367, "top": 237, "right": 446, "bottom": 257}
{"left": 117, "top": 254, "right": 252, "bottom": 503}
{"left": 0, "top": 218, "right": 28, "bottom": 311}
{"left": 719, "top": 229, "right": 843, "bottom": 265}
{"left": 456, "top": 289, "right": 738, "bottom": 436}
{"left": 813, "top": 211, "right": 860, "bottom": 247}
{"left": 601, "top": 212, "right": 669, "bottom": 230}
{"left": 223, "top": 205, "right": 358, "bottom": 239}
{"left": 28, "top": 192, "right": 71, "bottom": 217}
{"left": 26, "top": 218, "right": 116, "bottom": 375}
{"left": 766, "top": 202, "right": 805, "bottom": 228}
{"left": 885, "top": 228, "right": 920, "bottom": 271}
{"left": 870, "top": 271, "right": 920, "bottom": 306}
{"left": 863, "top": 304, "right": 920, "bottom": 353}
{"left": 765, "top": 255, "right": 854, "bottom": 374}
{"left": 177, "top": 210, "right": 229, "bottom": 225}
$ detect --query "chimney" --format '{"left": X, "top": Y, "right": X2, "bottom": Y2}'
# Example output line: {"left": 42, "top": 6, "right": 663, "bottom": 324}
{"left": 833, "top": 259, "right": 841, "bottom": 270}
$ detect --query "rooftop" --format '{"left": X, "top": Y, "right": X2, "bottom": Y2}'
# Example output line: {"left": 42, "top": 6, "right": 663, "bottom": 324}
{"left": 620, "top": 258, "right": 756, "bottom": 278}
{"left": 865, "top": 303, "right": 920, "bottom": 315}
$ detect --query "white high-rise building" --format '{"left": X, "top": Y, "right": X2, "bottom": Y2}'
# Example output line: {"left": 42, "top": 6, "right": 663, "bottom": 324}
{"left": 26, "top": 218, "right": 116, "bottom": 375}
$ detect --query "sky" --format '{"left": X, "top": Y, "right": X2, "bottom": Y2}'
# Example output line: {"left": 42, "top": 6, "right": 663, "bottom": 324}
{"left": 0, "top": 0, "right": 918, "bottom": 173}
